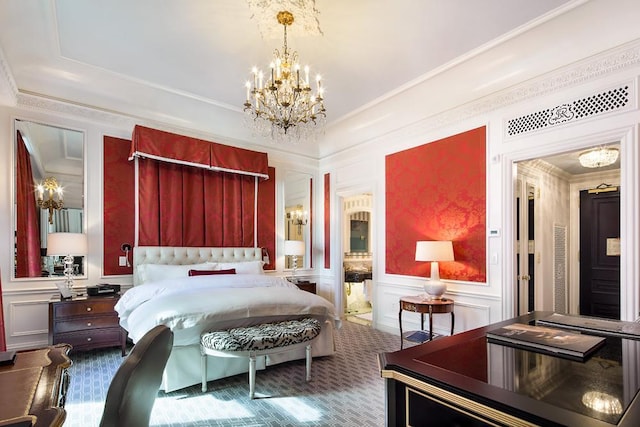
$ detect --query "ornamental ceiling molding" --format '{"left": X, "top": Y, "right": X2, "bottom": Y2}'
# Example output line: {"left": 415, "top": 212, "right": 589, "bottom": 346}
{"left": 0, "top": 45, "right": 18, "bottom": 106}
{"left": 247, "top": 0, "right": 322, "bottom": 38}
{"left": 400, "top": 39, "right": 640, "bottom": 143}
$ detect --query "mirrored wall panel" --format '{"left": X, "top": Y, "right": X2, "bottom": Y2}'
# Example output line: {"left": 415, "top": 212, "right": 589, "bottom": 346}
{"left": 14, "top": 120, "right": 85, "bottom": 279}
{"left": 284, "top": 171, "right": 312, "bottom": 269}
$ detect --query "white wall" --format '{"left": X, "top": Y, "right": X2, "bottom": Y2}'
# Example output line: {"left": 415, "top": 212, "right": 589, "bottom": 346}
{"left": 318, "top": 43, "right": 640, "bottom": 337}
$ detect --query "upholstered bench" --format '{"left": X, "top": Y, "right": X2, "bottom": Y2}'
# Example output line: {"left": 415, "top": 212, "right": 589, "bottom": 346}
{"left": 200, "top": 318, "right": 321, "bottom": 398}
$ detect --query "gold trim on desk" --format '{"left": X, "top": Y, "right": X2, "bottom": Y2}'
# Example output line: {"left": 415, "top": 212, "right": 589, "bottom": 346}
{"left": 381, "top": 369, "right": 537, "bottom": 427}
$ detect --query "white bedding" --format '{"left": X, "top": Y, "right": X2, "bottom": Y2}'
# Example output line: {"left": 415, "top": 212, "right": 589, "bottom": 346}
{"left": 116, "top": 274, "right": 339, "bottom": 347}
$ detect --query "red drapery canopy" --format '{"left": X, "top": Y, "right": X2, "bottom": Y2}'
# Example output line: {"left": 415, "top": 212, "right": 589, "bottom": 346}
{"left": 131, "top": 125, "right": 270, "bottom": 249}
{"left": 129, "top": 125, "right": 269, "bottom": 179}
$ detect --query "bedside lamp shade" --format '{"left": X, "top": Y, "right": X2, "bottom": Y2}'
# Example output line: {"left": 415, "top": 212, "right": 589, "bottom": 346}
{"left": 415, "top": 241, "right": 454, "bottom": 300}
{"left": 284, "top": 240, "right": 305, "bottom": 256}
{"left": 47, "top": 233, "right": 87, "bottom": 256}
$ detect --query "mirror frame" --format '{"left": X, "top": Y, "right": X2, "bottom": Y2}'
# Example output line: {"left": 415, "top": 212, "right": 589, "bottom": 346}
{"left": 283, "top": 170, "right": 312, "bottom": 271}
{"left": 12, "top": 118, "right": 87, "bottom": 281}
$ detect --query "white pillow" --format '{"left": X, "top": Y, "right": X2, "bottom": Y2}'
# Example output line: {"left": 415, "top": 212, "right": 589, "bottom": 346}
{"left": 137, "top": 262, "right": 215, "bottom": 284}
{"left": 212, "top": 260, "right": 265, "bottom": 275}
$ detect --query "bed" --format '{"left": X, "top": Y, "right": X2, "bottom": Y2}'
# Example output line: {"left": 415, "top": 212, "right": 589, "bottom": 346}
{"left": 115, "top": 246, "right": 340, "bottom": 392}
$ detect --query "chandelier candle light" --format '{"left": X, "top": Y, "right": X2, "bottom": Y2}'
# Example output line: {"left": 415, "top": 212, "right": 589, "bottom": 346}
{"left": 244, "top": 10, "right": 326, "bottom": 140}
{"left": 415, "top": 241, "right": 455, "bottom": 300}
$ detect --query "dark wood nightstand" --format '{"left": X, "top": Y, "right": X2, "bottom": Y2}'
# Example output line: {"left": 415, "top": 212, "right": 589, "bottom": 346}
{"left": 294, "top": 280, "right": 317, "bottom": 294}
{"left": 49, "top": 294, "right": 127, "bottom": 356}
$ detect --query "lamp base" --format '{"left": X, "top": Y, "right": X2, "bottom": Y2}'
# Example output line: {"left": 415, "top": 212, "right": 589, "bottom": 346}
{"left": 423, "top": 280, "right": 447, "bottom": 300}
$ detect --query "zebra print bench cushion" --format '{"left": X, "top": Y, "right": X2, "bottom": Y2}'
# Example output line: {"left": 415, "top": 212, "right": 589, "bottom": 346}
{"left": 201, "top": 318, "right": 321, "bottom": 352}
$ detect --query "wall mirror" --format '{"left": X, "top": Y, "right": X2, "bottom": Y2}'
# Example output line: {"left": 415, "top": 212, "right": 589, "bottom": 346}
{"left": 14, "top": 119, "right": 85, "bottom": 280}
{"left": 284, "top": 171, "right": 312, "bottom": 270}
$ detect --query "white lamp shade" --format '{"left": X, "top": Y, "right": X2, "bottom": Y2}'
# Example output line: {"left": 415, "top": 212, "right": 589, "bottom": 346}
{"left": 415, "top": 241, "right": 454, "bottom": 262}
{"left": 284, "top": 240, "right": 305, "bottom": 256}
{"left": 47, "top": 232, "right": 87, "bottom": 256}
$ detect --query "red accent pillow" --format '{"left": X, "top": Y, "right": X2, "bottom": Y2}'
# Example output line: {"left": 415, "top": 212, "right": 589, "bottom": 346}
{"left": 188, "top": 268, "right": 236, "bottom": 276}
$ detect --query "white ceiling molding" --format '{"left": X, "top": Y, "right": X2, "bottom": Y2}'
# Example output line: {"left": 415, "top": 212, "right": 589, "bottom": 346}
{"left": 0, "top": 45, "right": 17, "bottom": 106}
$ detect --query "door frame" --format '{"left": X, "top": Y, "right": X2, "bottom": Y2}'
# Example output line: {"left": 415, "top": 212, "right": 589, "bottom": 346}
{"left": 502, "top": 125, "right": 638, "bottom": 322}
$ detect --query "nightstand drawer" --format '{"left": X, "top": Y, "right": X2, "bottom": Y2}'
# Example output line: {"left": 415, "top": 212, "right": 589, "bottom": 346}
{"left": 54, "top": 328, "right": 123, "bottom": 349}
{"left": 53, "top": 298, "right": 117, "bottom": 318}
{"left": 54, "top": 315, "right": 120, "bottom": 333}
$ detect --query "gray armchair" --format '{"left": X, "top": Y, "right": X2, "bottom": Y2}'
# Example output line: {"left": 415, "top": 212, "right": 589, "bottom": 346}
{"left": 99, "top": 325, "right": 173, "bottom": 427}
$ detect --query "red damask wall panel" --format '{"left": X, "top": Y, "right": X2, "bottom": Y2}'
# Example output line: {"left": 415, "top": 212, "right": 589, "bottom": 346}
{"left": 258, "top": 167, "right": 276, "bottom": 270}
{"left": 324, "top": 173, "right": 331, "bottom": 269}
{"left": 385, "top": 126, "right": 486, "bottom": 282}
{"left": 103, "top": 136, "right": 135, "bottom": 276}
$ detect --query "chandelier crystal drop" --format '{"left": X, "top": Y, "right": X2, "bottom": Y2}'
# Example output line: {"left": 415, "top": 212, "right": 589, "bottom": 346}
{"left": 243, "top": 10, "right": 326, "bottom": 142}
{"left": 578, "top": 147, "right": 619, "bottom": 168}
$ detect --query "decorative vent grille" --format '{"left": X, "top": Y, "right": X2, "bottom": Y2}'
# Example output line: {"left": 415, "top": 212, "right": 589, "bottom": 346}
{"left": 507, "top": 86, "right": 630, "bottom": 136}
{"left": 553, "top": 225, "right": 567, "bottom": 313}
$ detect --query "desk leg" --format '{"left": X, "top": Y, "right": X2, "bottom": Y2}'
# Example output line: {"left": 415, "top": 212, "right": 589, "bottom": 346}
{"left": 428, "top": 307, "right": 434, "bottom": 341}
{"left": 451, "top": 311, "right": 455, "bottom": 336}
{"left": 399, "top": 308, "right": 403, "bottom": 350}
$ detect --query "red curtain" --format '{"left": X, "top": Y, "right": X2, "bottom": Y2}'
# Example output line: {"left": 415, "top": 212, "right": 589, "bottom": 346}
{"left": 138, "top": 158, "right": 257, "bottom": 247}
{"left": 15, "top": 131, "right": 41, "bottom": 278}
{"left": 324, "top": 173, "right": 330, "bottom": 269}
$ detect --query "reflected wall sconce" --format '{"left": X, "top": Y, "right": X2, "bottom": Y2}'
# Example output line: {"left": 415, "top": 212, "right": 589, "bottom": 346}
{"left": 415, "top": 241, "right": 454, "bottom": 300}
{"left": 37, "top": 177, "right": 64, "bottom": 224}
{"left": 284, "top": 239, "right": 305, "bottom": 283}
{"left": 287, "top": 208, "right": 308, "bottom": 234}
{"left": 47, "top": 232, "right": 87, "bottom": 296}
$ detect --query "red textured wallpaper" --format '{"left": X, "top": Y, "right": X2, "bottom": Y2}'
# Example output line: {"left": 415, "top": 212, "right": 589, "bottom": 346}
{"left": 258, "top": 167, "right": 276, "bottom": 270}
{"left": 385, "top": 126, "right": 486, "bottom": 282}
{"left": 103, "top": 136, "right": 135, "bottom": 276}
{"left": 324, "top": 173, "right": 330, "bottom": 269}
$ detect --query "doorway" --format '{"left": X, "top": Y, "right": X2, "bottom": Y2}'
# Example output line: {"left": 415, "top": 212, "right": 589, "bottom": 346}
{"left": 514, "top": 144, "right": 620, "bottom": 316}
{"left": 342, "top": 194, "right": 373, "bottom": 325}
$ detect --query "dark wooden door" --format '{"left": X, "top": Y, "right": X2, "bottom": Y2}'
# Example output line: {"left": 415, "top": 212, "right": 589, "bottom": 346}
{"left": 579, "top": 188, "right": 620, "bottom": 319}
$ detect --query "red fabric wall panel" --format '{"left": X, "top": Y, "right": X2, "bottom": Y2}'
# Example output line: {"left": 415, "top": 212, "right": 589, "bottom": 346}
{"left": 324, "top": 173, "right": 331, "bottom": 269}
{"left": 385, "top": 126, "right": 486, "bottom": 282}
{"left": 258, "top": 167, "right": 276, "bottom": 270}
{"left": 103, "top": 136, "right": 135, "bottom": 276}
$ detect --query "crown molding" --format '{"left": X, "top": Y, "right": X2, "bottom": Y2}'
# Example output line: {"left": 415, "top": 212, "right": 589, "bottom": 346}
{"left": 0, "top": 45, "right": 17, "bottom": 106}
{"left": 401, "top": 40, "right": 640, "bottom": 142}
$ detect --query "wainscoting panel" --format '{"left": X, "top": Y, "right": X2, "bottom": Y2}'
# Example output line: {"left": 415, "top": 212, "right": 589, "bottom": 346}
{"left": 7, "top": 297, "right": 51, "bottom": 349}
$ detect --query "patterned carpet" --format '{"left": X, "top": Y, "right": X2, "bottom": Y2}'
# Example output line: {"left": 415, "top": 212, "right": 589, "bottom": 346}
{"left": 64, "top": 320, "right": 408, "bottom": 426}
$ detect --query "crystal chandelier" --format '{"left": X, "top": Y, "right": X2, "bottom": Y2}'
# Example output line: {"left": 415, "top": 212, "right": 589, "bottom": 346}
{"left": 578, "top": 147, "right": 619, "bottom": 168}
{"left": 243, "top": 10, "right": 326, "bottom": 141}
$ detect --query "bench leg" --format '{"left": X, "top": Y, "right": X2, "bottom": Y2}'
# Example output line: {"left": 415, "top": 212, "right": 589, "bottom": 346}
{"left": 201, "top": 351, "right": 207, "bottom": 393}
{"left": 305, "top": 344, "right": 312, "bottom": 382}
{"left": 249, "top": 355, "right": 257, "bottom": 399}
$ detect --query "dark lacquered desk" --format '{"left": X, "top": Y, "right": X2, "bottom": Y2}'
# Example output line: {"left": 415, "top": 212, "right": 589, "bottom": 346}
{"left": 379, "top": 311, "right": 640, "bottom": 426}
{"left": 0, "top": 344, "right": 72, "bottom": 427}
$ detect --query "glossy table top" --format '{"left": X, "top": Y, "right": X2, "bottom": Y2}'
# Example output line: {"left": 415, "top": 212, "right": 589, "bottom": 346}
{"left": 380, "top": 311, "right": 640, "bottom": 426}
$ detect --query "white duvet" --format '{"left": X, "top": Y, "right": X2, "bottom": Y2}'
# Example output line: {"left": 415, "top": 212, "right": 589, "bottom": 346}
{"left": 115, "top": 274, "right": 340, "bottom": 346}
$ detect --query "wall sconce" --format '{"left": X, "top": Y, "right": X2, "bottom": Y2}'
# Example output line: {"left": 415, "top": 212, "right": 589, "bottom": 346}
{"left": 284, "top": 240, "right": 305, "bottom": 283}
{"left": 287, "top": 208, "right": 308, "bottom": 234}
{"left": 47, "top": 232, "right": 87, "bottom": 297}
{"left": 415, "top": 241, "right": 454, "bottom": 300}
{"left": 37, "top": 177, "right": 64, "bottom": 224}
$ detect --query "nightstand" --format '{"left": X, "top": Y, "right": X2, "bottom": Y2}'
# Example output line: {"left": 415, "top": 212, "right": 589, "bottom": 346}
{"left": 49, "top": 294, "right": 127, "bottom": 356}
{"left": 294, "top": 280, "right": 317, "bottom": 294}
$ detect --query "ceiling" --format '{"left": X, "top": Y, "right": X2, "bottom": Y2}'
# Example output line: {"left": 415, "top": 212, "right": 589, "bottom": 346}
{"left": 0, "top": 0, "right": 575, "bottom": 156}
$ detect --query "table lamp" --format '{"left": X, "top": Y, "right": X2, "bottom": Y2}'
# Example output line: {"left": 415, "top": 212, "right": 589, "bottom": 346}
{"left": 284, "top": 240, "right": 305, "bottom": 283}
{"left": 415, "top": 241, "right": 454, "bottom": 300}
{"left": 47, "top": 232, "right": 87, "bottom": 295}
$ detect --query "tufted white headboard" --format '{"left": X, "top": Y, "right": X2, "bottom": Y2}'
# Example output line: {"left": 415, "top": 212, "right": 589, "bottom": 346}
{"left": 133, "top": 246, "right": 263, "bottom": 285}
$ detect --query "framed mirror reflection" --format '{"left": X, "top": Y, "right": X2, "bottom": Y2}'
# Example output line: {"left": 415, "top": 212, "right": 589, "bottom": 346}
{"left": 284, "top": 171, "right": 312, "bottom": 270}
{"left": 14, "top": 119, "right": 85, "bottom": 279}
